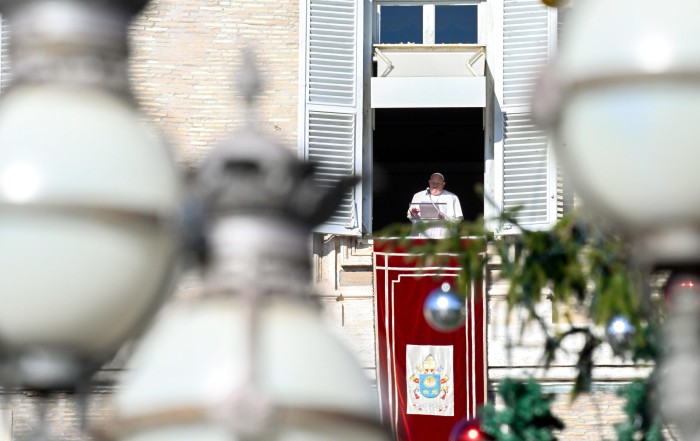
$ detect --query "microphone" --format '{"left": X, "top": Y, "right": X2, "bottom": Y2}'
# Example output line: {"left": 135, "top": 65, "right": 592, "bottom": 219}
{"left": 425, "top": 187, "right": 430, "bottom": 195}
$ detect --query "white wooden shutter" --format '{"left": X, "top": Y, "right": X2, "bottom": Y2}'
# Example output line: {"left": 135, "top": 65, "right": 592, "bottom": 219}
{"left": 300, "top": 0, "right": 364, "bottom": 235}
{"left": 500, "top": 0, "right": 556, "bottom": 229}
{"left": 0, "top": 17, "right": 10, "bottom": 92}
{"left": 503, "top": 112, "right": 549, "bottom": 223}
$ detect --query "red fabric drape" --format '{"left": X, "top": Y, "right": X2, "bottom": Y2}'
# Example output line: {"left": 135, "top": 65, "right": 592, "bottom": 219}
{"left": 374, "top": 239, "right": 487, "bottom": 441}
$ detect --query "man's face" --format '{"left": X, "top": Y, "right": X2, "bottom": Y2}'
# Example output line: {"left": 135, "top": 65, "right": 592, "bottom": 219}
{"left": 428, "top": 177, "right": 445, "bottom": 196}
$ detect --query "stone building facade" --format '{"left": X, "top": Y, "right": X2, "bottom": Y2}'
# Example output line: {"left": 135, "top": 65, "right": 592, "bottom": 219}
{"left": 0, "top": 0, "right": 643, "bottom": 439}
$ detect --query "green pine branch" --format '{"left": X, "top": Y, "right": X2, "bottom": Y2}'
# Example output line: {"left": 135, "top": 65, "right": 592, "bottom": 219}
{"left": 480, "top": 378, "right": 564, "bottom": 441}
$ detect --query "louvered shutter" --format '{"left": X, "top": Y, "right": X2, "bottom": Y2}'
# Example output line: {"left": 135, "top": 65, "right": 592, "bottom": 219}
{"left": 0, "top": 17, "right": 10, "bottom": 92}
{"left": 500, "top": 0, "right": 556, "bottom": 230}
{"left": 503, "top": 112, "right": 549, "bottom": 223}
{"left": 301, "top": 0, "right": 364, "bottom": 235}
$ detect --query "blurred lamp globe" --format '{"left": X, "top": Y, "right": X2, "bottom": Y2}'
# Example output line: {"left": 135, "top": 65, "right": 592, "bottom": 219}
{"left": 110, "top": 72, "right": 388, "bottom": 440}
{"left": 537, "top": 0, "right": 700, "bottom": 264}
{"left": 535, "top": 2, "right": 700, "bottom": 439}
{"left": 0, "top": 0, "right": 181, "bottom": 390}
{"left": 0, "top": 86, "right": 181, "bottom": 389}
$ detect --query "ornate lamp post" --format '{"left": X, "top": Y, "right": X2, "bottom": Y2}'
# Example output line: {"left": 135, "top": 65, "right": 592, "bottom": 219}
{"left": 0, "top": 0, "right": 182, "bottom": 434}
{"left": 106, "top": 57, "right": 390, "bottom": 441}
{"left": 535, "top": 0, "right": 700, "bottom": 438}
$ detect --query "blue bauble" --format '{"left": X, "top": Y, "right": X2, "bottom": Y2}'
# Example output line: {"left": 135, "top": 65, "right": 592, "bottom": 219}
{"left": 606, "top": 315, "right": 635, "bottom": 355}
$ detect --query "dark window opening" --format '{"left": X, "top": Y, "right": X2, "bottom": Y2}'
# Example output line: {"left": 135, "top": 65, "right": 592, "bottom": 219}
{"left": 372, "top": 108, "right": 485, "bottom": 233}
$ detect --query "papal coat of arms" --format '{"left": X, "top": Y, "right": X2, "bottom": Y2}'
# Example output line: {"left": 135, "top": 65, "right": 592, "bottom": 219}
{"left": 406, "top": 346, "right": 454, "bottom": 416}
{"left": 410, "top": 354, "right": 449, "bottom": 400}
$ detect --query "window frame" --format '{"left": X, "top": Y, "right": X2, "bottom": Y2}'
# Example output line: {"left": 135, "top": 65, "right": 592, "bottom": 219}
{"left": 374, "top": 0, "right": 486, "bottom": 46}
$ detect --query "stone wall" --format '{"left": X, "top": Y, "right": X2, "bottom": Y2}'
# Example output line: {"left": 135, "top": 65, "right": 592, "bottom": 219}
{"left": 2, "top": 390, "right": 114, "bottom": 440}
{"left": 550, "top": 389, "right": 627, "bottom": 440}
{"left": 128, "top": 0, "right": 300, "bottom": 167}
{"left": 1, "top": 386, "right": 635, "bottom": 440}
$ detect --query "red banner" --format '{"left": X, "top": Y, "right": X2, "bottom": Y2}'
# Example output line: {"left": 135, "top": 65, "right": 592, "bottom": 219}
{"left": 374, "top": 238, "right": 487, "bottom": 441}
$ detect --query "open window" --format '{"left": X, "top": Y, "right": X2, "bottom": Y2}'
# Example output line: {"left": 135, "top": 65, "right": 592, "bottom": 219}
{"left": 299, "top": 0, "right": 559, "bottom": 236}
{"left": 372, "top": 108, "right": 485, "bottom": 232}
{"left": 370, "top": 1, "right": 488, "bottom": 233}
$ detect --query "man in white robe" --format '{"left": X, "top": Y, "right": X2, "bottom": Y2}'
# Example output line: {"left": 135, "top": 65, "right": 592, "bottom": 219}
{"left": 407, "top": 172, "right": 463, "bottom": 239}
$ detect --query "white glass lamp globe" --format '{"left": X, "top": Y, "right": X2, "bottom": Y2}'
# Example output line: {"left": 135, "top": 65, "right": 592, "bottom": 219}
{"left": 0, "top": 85, "right": 181, "bottom": 387}
{"left": 549, "top": 0, "right": 700, "bottom": 260}
{"left": 111, "top": 296, "right": 388, "bottom": 441}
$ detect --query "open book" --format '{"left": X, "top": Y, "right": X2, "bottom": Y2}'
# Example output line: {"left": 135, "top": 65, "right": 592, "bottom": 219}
{"left": 409, "top": 202, "right": 447, "bottom": 220}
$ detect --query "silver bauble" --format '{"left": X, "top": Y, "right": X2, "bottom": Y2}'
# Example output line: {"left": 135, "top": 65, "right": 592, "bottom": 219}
{"left": 606, "top": 315, "right": 635, "bottom": 355}
{"left": 423, "top": 282, "right": 466, "bottom": 332}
